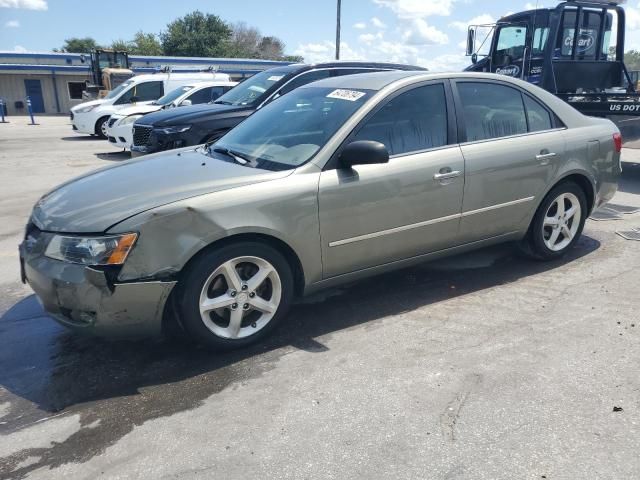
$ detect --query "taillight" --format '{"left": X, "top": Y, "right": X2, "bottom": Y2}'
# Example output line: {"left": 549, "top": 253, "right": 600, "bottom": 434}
{"left": 613, "top": 132, "right": 623, "bottom": 153}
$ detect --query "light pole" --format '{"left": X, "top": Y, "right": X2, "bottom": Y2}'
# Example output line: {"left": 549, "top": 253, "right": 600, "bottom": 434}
{"left": 336, "top": 0, "right": 342, "bottom": 60}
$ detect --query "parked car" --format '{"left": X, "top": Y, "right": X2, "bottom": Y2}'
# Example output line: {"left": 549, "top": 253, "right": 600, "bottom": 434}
{"left": 21, "top": 72, "right": 620, "bottom": 349}
{"left": 106, "top": 81, "right": 237, "bottom": 150}
{"left": 70, "top": 72, "right": 231, "bottom": 138}
{"left": 130, "top": 61, "right": 427, "bottom": 156}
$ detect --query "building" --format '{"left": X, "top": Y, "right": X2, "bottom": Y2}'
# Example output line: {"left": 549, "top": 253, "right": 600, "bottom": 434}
{"left": 0, "top": 51, "right": 292, "bottom": 116}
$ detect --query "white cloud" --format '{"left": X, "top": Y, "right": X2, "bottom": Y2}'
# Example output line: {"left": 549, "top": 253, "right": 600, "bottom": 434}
{"left": 359, "top": 32, "right": 384, "bottom": 44}
{"left": 373, "top": 0, "right": 455, "bottom": 18}
{"left": 403, "top": 18, "right": 449, "bottom": 45}
{"left": 353, "top": 22, "right": 366, "bottom": 30}
{"left": 420, "top": 53, "right": 469, "bottom": 72}
{"left": 0, "top": 0, "right": 47, "bottom": 9}
{"left": 371, "top": 16, "right": 387, "bottom": 29}
{"left": 13, "top": 44, "right": 27, "bottom": 52}
{"left": 450, "top": 14, "right": 495, "bottom": 31}
{"left": 5, "top": 19, "right": 20, "bottom": 27}
{"left": 294, "top": 41, "right": 364, "bottom": 64}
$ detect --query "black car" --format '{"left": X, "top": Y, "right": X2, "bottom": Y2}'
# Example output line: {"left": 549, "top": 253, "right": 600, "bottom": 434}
{"left": 130, "top": 61, "right": 426, "bottom": 156}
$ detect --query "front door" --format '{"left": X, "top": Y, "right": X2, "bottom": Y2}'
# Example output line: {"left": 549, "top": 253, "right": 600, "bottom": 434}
{"left": 24, "top": 79, "right": 45, "bottom": 113}
{"left": 453, "top": 80, "right": 565, "bottom": 243}
{"left": 318, "top": 82, "right": 465, "bottom": 278}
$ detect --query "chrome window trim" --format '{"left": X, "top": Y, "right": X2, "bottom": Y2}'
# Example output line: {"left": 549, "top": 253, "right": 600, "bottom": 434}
{"left": 328, "top": 196, "right": 536, "bottom": 247}
{"left": 457, "top": 127, "right": 567, "bottom": 147}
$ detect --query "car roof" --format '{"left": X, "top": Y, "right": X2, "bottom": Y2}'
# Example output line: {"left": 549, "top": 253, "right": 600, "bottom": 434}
{"left": 182, "top": 81, "right": 238, "bottom": 88}
{"left": 268, "top": 61, "right": 427, "bottom": 76}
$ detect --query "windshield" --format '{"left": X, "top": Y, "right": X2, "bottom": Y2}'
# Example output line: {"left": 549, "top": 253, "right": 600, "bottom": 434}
{"left": 105, "top": 80, "right": 134, "bottom": 100}
{"left": 212, "top": 86, "right": 373, "bottom": 171}
{"left": 155, "top": 85, "right": 194, "bottom": 105}
{"left": 214, "top": 68, "right": 291, "bottom": 106}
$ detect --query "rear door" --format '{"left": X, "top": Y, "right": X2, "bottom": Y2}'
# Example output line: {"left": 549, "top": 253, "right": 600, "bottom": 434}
{"left": 318, "top": 81, "right": 465, "bottom": 278}
{"left": 453, "top": 80, "right": 566, "bottom": 243}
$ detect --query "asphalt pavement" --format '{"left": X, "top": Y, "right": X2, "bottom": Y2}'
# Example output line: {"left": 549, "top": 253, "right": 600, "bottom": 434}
{"left": 0, "top": 116, "right": 639, "bottom": 480}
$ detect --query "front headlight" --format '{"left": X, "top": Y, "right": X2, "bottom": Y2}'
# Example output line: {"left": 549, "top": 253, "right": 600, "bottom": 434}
{"left": 120, "top": 114, "right": 143, "bottom": 126}
{"left": 156, "top": 125, "right": 191, "bottom": 135}
{"left": 75, "top": 104, "right": 98, "bottom": 114}
{"left": 45, "top": 233, "right": 138, "bottom": 266}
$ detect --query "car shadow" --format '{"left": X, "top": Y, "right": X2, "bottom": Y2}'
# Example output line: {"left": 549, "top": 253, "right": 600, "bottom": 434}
{"left": 95, "top": 150, "right": 131, "bottom": 161}
{"left": 60, "top": 136, "right": 104, "bottom": 141}
{"left": 0, "top": 237, "right": 601, "bottom": 476}
{"left": 620, "top": 161, "right": 640, "bottom": 195}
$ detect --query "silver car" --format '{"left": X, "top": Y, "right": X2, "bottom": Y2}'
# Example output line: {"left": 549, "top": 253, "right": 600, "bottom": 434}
{"left": 20, "top": 72, "right": 620, "bottom": 348}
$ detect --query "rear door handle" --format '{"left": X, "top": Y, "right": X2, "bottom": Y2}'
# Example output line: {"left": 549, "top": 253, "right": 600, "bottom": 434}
{"left": 433, "top": 171, "right": 462, "bottom": 181}
{"left": 536, "top": 152, "right": 557, "bottom": 165}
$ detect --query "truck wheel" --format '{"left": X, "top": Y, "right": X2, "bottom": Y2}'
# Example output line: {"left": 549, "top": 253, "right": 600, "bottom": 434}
{"left": 95, "top": 116, "right": 110, "bottom": 139}
{"left": 524, "top": 182, "right": 587, "bottom": 261}
{"left": 178, "top": 242, "right": 294, "bottom": 350}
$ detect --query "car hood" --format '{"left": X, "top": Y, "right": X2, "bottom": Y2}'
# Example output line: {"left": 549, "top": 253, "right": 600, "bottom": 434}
{"left": 137, "top": 103, "right": 253, "bottom": 127}
{"left": 71, "top": 99, "right": 105, "bottom": 112}
{"left": 32, "top": 149, "right": 291, "bottom": 233}
{"left": 113, "top": 104, "right": 161, "bottom": 117}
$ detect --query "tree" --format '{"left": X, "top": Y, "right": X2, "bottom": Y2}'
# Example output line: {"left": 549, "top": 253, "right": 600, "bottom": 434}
{"left": 282, "top": 55, "right": 304, "bottom": 63}
{"left": 257, "top": 36, "right": 285, "bottom": 60}
{"left": 110, "top": 39, "right": 134, "bottom": 52}
{"left": 57, "top": 37, "right": 100, "bottom": 53}
{"left": 132, "top": 31, "right": 163, "bottom": 56}
{"left": 160, "top": 11, "right": 232, "bottom": 57}
{"left": 228, "top": 22, "right": 262, "bottom": 58}
{"left": 624, "top": 50, "right": 640, "bottom": 71}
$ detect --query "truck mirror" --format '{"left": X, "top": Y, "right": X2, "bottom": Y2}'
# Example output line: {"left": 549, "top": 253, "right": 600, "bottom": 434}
{"left": 466, "top": 28, "right": 476, "bottom": 56}
{"left": 471, "top": 53, "right": 478, "bottom": 64}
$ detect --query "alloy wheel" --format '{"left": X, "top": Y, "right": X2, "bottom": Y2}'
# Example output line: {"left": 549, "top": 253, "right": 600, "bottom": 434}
{"left": 198, "top": 256, "right": 282, "bottom": 339}
{"left": 542, "top": 192, "right": 582, "bottom": 252}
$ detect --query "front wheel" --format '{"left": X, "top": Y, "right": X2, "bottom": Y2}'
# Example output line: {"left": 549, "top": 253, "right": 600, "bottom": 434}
{"left": 95, "top": 116, "right": 110, "bottom": 139}
{"left": 524, "top": 182, "right": 587, "bottom": 260}
{"left": 178, "top": 242, "right": 294, "bottom": 350}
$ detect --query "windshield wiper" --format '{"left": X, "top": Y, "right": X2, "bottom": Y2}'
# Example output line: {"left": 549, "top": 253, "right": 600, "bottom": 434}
{"left": 213, "top": 100, "right": 233, "bottom": 105}
{"left": 210, "top": 147, "right": 250, "bottom": 165}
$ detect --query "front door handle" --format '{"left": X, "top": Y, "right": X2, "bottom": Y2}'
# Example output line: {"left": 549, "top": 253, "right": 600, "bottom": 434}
{"left": 434, "top": 170, "right": 462, "bottom": 181}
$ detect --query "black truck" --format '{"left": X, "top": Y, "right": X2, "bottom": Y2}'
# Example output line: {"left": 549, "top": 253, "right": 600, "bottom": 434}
{"left": 465, "top": 0, "right": 640, "bottom": 125}
{"left": 130, "top": 61, "right": 426, "bottom": 156}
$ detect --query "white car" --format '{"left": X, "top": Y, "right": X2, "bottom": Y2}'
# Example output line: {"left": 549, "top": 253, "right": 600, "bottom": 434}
{"left": 105, "top": 81, "right": 237, "bottom": 150}
{"left": 70, "top": 72, "right": 231, "bottom": 138}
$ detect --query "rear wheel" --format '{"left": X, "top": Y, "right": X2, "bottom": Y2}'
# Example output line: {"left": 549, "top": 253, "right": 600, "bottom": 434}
{"left": 179, "top": 242, "right": 294, "bottom": 349}
{"left": 524, "top": 182, "right": 587, "bottom": 260}
{"left": 95, "top": 116, "right": 110, "bottom": 139}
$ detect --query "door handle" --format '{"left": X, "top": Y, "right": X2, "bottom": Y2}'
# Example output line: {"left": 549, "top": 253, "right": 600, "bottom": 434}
{"left": 536, "top": 152, "right": 557, "bottom": 165}
{"left": 434, "top": 170, "right": 462, "bottom": 181}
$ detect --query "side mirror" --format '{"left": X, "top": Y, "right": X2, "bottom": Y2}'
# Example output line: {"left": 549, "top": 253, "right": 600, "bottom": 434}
{"left": 471, "top": 53, "right": 478, "bottom": 64}
{"left": 339, "top": 141, "right": 389, "bottom": 168}
{"left": 180, "top": 99, "right": 192, "bottom": 107}
{"left": 129, "top": 96, "right": 139, "bottom": 104}
{"left": 466, "top": 28, "right": 476, "bottom": 56}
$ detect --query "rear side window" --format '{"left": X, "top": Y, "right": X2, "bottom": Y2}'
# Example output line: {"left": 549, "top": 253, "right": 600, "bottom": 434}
{"left": 523, "top": 94, "right": 553, "bottom": 132}
{"left": 457, "top": 82, "right": 528, "bottom": 141}
{"left": 352, "top": 84, "right": 448, "bottom": 156}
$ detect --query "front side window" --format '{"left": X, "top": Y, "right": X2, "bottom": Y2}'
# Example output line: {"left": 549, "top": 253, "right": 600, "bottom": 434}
{"left": 458, "top": 82, "right": 528, "bottom": 141}
{"left": 156, "top": 86, "right": 194, "bottom": 106}
{"left": 214, "top": 68, "right": 292, "bottom": 106}
{"left": 494, "top": 26, "right": 527, "bottom": 64}
{"left": 532, "top": 27, "right": 550, "bottom": 55}
{"left": 279, "top": 70, "right": 331, "bottom": 96}
{"left": 105, "top": 80, "right": 134, "bottom": 100}
{"left": 186, "top": 87, "right": 216, "bottom": 105}
{"left": 352, "top": 84, "right": 448, "bottom": 156}
{"left": 212, "top": 86, "right": 372, "bottom": 170}
{"left": 133, "top": 81, "right": 164, "bottom": 102}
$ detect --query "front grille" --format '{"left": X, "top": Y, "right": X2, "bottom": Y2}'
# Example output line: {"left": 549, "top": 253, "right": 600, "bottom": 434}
{"left": 108, "top": 118, "right": 117, "bottom": 128}
{"left": 133, "top": 125, "right": 153, "bottom": 146}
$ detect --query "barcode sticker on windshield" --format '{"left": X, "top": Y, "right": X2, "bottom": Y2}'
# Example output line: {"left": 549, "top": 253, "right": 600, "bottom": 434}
{"left": 268, "top": 75, "right": 284, "bottom": 81}
{"left": 327, "top": 89, "right": 366, "bottom": 101}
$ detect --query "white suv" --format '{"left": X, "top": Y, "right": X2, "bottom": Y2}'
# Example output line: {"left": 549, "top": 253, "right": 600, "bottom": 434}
{"left": 106, "top": 81, "right": 237, "bottom": 150}
{"left": 70, "top": 72, "right": 231, "bottom": 138}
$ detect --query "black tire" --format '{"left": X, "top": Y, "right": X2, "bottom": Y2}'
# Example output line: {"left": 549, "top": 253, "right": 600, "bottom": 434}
{"left": 523, "top": 181, "right": 588, "bottom": 261}
{"left": 95, "top": 116, "right": 110, "bottom": 139}
{"left": 178, "top": 242, "right": 294, "bottom": 350}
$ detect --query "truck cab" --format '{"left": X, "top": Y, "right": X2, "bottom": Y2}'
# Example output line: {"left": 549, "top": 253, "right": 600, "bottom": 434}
{"left": 466, "top": 1, "right": 628, "bottom": 99}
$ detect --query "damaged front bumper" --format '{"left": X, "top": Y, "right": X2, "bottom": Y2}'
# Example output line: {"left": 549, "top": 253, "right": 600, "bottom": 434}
{"left": 19, "top": 243, "right": 176, "bottom": 338}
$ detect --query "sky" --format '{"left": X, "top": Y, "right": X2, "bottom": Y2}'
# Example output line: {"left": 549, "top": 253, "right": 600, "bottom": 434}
{"left": 3, "top": 0, "right": 640, "bottom": 72}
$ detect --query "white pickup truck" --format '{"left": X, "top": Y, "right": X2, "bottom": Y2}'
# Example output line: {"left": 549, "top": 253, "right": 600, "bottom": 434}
{"left": 70, "top": 72, "right": 231, "bottom": 138}
{"left": 105, "top": 80, "right": 237, "bottom": 150}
